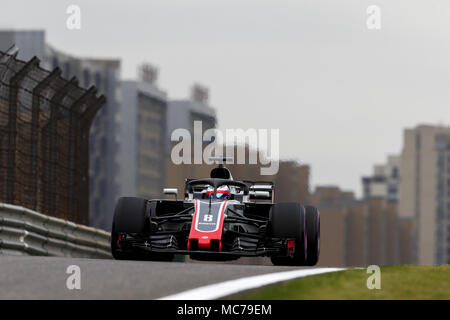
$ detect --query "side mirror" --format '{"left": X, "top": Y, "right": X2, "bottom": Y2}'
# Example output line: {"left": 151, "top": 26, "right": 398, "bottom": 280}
{"left": 249, "top": 191, "right": 271, "bottom": 200}
{"left": 163, "top": 188, "right": 178, "bottom": 200}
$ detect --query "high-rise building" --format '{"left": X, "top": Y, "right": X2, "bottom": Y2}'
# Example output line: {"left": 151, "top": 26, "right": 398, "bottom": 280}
{"left": 0, "top": 30, "right": 122, "bottom": 230}
{"left": 272, "top": 161, "right": 310, "bottom": 205}
{"left": 310, "top": 186, "right": 358, "bottom": 267}
{"left": 362, "top": 155, "right": 400, "bottom": 201}
{"left": 345, "top": 204, "right": 368, "bottom": 266}
{"left": 0, "top": 30, "right": 45, "bottom": 61}
{"left": 311, "top": 183, "right": 409, "bottom": 266}
{"left": 317, "top": 206, "right": 347, "bottom": 266}
{"left": 399, "top": 124, "right": 450, "bottom": 265}
{"left": 166, "top": 84, "right": 216, "bottom": 145}
{"left": 165, "top": 85, "right": 217, "bottom": 193}
{"left": 120, "top": 70, "right": 168, "bottom": 201}
{"left": 361, "top": 154, "right": 405, "bottom": 265}
{"left": 366, "top": 197, "right": 388, "bottom": 265}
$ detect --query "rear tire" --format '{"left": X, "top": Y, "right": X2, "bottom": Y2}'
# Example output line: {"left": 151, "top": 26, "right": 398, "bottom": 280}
{"left": 269, "top": 203, "right": 307, "bottom": 266}
{"left": 111, "top": 197, "right": 174, "bottom": 262}
{"left": 305, "top": 205, "right": 320, "bottom": 266}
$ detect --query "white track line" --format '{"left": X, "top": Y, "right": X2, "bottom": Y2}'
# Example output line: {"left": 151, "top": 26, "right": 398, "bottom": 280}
{"left": 158, "top": 267, "right": 345, "bottom": 300}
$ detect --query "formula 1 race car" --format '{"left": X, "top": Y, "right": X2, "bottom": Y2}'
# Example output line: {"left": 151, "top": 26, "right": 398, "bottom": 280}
{"left": 111, "top": 159, "right": 320, "bottom": 266}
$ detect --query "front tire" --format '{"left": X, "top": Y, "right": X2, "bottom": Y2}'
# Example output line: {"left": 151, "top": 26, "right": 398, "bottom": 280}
{"left": 269, "top": 203, "right": 307, "bottom": 266}
{"left": 111, "top": 197, "right": 174, "bottom": 262}
{"left": 111, "top": 197, "right": 147, "bottom": 260}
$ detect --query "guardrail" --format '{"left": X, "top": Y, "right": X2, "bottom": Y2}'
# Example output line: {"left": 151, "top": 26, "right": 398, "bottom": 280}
{"left": 0, "top": 203, "right": 111, "bottom": 259}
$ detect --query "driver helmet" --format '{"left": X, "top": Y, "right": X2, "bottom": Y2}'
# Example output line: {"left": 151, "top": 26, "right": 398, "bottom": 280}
{"left": 216, "top": 185, "right": 230, "bottom": 199}
{"left": 204, "top": 185, "right": 230, "bottom": 199}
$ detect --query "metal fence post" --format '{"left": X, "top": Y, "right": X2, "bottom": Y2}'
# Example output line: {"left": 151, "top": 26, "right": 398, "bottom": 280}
{"left": 30, "top": 68, "right": 62, "bottom": 211}
{"left": 6, "top": 57, "right": 40, "bottom": 204}
{"left": 45, "top": 77, "right": 78, "bottom": 218}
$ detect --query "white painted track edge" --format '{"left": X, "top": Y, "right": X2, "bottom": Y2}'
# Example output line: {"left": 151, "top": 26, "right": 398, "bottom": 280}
{"left": 158, "top": 267, "right": 345, "bottom": 300}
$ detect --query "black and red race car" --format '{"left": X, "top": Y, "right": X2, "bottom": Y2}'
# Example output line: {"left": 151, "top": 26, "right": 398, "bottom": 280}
{"left": 111, "top": 161, "right": 320, "bottom": 266}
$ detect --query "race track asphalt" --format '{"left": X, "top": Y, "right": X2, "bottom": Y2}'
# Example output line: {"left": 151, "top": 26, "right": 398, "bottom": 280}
{"left": 0, "top": 255, "right": 306, "bottom": 299}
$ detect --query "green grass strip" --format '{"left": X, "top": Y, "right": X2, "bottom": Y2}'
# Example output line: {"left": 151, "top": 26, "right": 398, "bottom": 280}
{"left": 226, "top": 265, "right": 450, "bottom": 300}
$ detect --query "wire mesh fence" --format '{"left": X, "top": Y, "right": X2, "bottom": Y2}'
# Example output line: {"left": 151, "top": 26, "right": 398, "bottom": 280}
{"left": 0, "top": 50, "right": 105, "bottom": 225}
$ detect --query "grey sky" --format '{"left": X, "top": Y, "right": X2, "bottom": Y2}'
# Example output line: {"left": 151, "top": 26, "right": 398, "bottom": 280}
{"left": 1, "top": 0, "right": 449, "bottom": 196}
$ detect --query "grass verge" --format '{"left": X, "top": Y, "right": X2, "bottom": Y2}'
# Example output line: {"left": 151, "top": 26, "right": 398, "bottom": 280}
{"left": 226, "top": 265, "right": 450, "bottom": 299}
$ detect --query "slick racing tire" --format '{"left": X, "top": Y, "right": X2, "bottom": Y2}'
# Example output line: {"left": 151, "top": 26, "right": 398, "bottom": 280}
{"left": 269, "top": 202, "right": 307, "bottom": 266}
{"left": 111, "top": 197, "right": 174, "bottom": 261}
{"left": 111, "top": 197, "right": 147, "bottom": 260}
{"left": 304, "top": 205, "right": 320, "bottom": 266}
